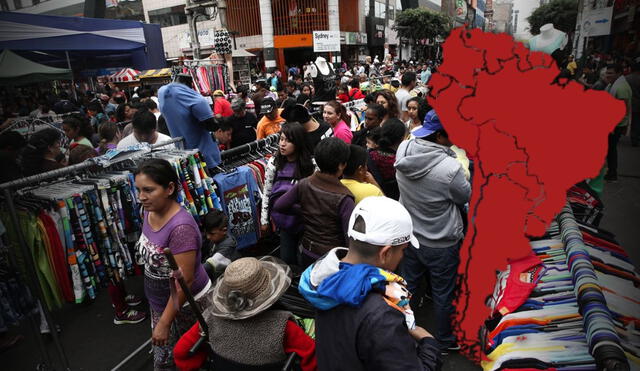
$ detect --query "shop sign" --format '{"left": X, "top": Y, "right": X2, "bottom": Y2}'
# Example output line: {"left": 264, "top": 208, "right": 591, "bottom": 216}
{"left": 582, "top": 6, "right": 613, "bottom": 37}
{"left": 179, "top": 29, "right": 216, "bottom": 50}
{"left": 456, "top": 0, "right": 468, "bottom": 20}
{"left": 313, "top": 30, "right": 341, "bottom": 52}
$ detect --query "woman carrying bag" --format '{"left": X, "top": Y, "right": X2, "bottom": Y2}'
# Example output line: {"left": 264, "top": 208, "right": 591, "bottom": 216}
{"left": 134, "top": 158, "right": 212, "bottom": 370}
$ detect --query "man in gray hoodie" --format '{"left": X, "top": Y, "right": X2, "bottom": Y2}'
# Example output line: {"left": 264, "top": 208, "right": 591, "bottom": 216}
{"left": 394, "top": 109, "right": 471, "bottom": 354}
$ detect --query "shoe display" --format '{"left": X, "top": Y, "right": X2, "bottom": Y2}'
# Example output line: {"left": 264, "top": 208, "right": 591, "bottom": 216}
{"left": 113, "top": 309, "right": 147, "bottom": 325}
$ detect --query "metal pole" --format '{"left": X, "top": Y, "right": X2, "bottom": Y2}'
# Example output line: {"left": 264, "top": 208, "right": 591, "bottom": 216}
{"left": 65, "top": 51, "right": 77, "bottom": 102}
{"left": 4, "top": 188, "right": 72, "bottom": 371}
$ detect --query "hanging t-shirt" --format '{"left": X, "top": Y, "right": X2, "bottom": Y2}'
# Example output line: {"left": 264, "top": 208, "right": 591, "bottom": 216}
{"left": 312, "top": 61, "right": 337, "bottom": 102}
{"left": 158, "top": 82, "right": 221, "bottom": 168}
{"left": 214, "top": 166, "right": 260, "bottom": 249}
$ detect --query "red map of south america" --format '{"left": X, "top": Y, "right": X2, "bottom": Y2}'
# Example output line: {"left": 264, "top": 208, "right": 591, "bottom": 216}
{"left": 427, "top": 27, "right": 626, "bottom": 359}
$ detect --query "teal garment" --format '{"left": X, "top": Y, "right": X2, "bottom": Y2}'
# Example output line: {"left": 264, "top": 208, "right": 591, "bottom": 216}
{"left": 528, "top": 34, "right": 566, "bottom": 55}
{"left": 586, "top": 165, "right": 606, "bottom": 197}
{"left": 2, "top": 210, "right": 62, "bottom": 310}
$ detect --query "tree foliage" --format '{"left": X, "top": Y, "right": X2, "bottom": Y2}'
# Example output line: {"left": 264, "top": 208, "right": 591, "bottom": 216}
{"left": 394, "top": 8, "right": 451, "bottom": 41}
{"left": 527, "top": 0, "right": 578, "bottom": 35}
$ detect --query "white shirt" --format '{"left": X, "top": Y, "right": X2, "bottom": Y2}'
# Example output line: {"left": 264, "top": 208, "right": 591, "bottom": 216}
{"left": 116, "top": 132, "right": 175, "bottom": 149}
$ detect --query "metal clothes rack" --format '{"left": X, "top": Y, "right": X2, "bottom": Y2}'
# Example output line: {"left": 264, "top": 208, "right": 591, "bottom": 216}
{"left": 219, "top": 133, "right": 280, "bottom": 165}
{"left": 0, "top": 137, "right": 184, "bottom": 371}
{"left": 0, "top": 112, "right": 79, "bottom": 136}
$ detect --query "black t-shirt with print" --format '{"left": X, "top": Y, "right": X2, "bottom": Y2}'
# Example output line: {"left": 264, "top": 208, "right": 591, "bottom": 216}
{"left": 305, "top": 119, "right": 333, "bottom": 154}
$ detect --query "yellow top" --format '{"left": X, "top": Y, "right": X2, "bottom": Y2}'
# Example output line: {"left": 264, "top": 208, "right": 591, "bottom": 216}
{"left": 340, "top": 179, "right": 384, "bottom": 204}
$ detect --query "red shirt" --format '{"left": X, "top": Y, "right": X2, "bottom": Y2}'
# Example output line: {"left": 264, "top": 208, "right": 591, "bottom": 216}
{"left": 214, "top": 97, "right": 233, "bottom": 117}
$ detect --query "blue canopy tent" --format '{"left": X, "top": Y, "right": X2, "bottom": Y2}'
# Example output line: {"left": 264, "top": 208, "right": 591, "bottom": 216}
{"left": 0, "top": 12, "right": 165, "bottom": 71}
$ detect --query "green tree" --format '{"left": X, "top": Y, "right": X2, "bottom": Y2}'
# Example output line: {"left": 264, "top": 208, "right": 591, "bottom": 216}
{"left": 527, "top": 0, "right": 578, "bottom": 35}
{"left": 394, "top": 8, "right": 451, "bottom": 41}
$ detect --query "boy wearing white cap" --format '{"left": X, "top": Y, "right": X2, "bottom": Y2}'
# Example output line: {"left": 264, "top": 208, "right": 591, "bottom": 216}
{"left": 299, "top": 196, "right": 442, "bottom": 371}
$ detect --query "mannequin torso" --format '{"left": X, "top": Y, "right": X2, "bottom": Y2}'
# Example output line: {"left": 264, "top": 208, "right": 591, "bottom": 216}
{"left": 529, "top": 23, "right": 568, "bottom": 55}
{"left": 310, "top": 57, "right": 336, "bottom": 102}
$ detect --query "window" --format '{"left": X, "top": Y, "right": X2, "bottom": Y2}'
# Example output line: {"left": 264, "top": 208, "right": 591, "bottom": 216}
{"left": 148, "top": 5, "right": 187, "bottom": 28}
{"left": 375, "top": 2, "right": 386, "bottom": 19}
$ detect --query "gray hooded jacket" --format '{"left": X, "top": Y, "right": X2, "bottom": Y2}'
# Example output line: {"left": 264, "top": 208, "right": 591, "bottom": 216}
{"left": 394, "top": 138, "right": 471, "bottom": 248}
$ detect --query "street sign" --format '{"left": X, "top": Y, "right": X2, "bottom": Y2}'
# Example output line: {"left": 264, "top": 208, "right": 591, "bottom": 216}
{"left": 313, "top": 31, "right": 341, "bottom": 52}
{"left": 582, "top": 6, "right": 613, "bottom": 37}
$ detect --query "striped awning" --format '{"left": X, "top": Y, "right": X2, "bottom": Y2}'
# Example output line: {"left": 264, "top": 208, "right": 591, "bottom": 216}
{"left": 137, "top": 68, "right": 171, "bottom": 79}
{"left": 107, "top": 68, "right": 140, "bottom": 83}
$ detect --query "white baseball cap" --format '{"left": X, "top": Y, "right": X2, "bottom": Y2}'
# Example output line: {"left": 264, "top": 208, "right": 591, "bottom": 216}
{"left": 348, "top": 196, "right": 419, "bottom": 248}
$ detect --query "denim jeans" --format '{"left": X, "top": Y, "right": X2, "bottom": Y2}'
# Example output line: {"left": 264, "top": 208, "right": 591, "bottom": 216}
{"left": 400, "top": 242, "right": 461, "bottom": 350}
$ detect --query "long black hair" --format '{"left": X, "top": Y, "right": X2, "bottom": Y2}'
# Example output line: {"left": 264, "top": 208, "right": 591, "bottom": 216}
{"left": 274, "top": 122, "right": 314, "bottom": 179}
{"left": 134, "top": 158, "right": 180, "bottom": 200}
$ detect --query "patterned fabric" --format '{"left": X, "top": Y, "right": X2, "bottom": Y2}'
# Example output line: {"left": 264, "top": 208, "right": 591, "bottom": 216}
{"left": 214, "top": 29, "right": 232, "bottom": 55}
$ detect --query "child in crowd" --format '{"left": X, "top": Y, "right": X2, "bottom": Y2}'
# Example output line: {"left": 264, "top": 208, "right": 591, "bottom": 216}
{"left": 202, "top": 209, "right": 240, "bottom": 281}
{"left": 260, "top": 122, "right": 316, "bottom": 265}
{"left": 273, "top": 137, "right": 354, "bottom": 267}
{"left": 341, "top": 145, "right": 384, "bottom": 204}
{"left": 336, "top": 84, "right": 350, "bottom": 103}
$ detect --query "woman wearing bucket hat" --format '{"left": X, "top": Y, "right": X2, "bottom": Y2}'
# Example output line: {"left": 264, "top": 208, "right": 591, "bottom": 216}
{"left": 173, "top": 257, "right": 317, "bottom": 371}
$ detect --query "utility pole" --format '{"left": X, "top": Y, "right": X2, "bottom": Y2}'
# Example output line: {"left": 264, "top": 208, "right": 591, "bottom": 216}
{"left": 184, "top": 0, "right": 226, "bottom": 60}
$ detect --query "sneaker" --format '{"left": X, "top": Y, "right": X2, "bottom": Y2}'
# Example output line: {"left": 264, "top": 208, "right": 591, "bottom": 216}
{"left": 124, "top": 294, "right": 143, "bottom": 306}
{"left": 113, "top": 309, "right": 147, "bottom": 325}
{"left": 441, "top": 343, "right": 461, "bottom": 355}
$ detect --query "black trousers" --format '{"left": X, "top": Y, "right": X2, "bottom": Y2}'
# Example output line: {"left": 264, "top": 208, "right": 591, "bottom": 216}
{"left": 606, "top": 126, "right": 626, "bottom": 176}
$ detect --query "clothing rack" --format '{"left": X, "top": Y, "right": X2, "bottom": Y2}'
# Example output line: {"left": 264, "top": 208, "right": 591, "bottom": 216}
{"left": 218, "top": 133, "right": 279, "bottom": 167}
{"left": 0, "top": 137, "right": 184, "bottom": 371}
{"left": 555, "top": 204, "right": 629, "bottom": 370}
{"left": 1, "top": 112, "right": 79, "bottom": 136}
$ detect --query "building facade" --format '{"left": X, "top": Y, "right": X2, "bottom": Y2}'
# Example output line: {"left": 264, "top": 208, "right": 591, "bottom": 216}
{"left": 8, "top": 0, "right": 145, "bottom": 20}
{"left": 141, "top": 0, "right": 404, "bottom": 71}
{"left": 492, "top": 0, "right": 513, "bottom": 34}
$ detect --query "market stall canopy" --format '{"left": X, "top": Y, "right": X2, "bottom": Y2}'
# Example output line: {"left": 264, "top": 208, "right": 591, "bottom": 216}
{"left": 108, "top": 68, "right": 140, "bottom": 83}
{"left": 0, "top": 49, "right": 72, "bottom": 85}
{"left": 232, "top": 49, "right": 256, "bottom": 58}
{"left": 0, "top": 12, "right": 165, "bottom": 70}
{"left": 138, "top": 68, "right": 171, "bottom": 79}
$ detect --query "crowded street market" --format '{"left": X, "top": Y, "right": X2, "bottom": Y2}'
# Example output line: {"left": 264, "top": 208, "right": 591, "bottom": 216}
{"left": 0, "top": 0, "right": 639, "bottom": 370}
